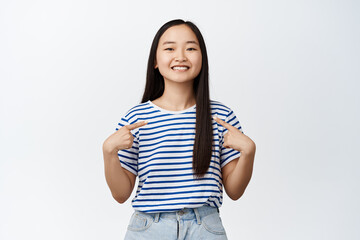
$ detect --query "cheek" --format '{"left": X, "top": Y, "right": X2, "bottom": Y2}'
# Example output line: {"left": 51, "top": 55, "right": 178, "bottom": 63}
{"left": 191, "top": 55, "right": 202, "bottom": 73}
{"left": 156, "top": 53, "right": 171, "bottom": 66}
{"left": 192, "top": 54, "right": 202, "bottom": 67}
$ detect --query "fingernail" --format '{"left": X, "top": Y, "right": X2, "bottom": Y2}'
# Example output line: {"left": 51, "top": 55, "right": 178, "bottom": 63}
{"left": 144, "top": 120, "right": 148, "bottom": 123}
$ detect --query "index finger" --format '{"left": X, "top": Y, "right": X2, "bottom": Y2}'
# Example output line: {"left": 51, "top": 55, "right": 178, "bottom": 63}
{"left": 213, "top": 116, "right": 235, "bottom": 131}
{"left": 126, "top": 120, "right": 148, "bottom": 130}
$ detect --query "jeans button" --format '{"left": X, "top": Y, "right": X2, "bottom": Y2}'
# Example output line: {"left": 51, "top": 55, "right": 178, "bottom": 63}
{"left": 178, "top": 210, "right": 184, "bottom": 216}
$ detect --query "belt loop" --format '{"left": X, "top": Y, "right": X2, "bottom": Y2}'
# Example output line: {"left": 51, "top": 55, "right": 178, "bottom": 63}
{"left": 154, "top": 213, "right": 160, "bottom": 223}
{"left": 193, "top": 208, "right": 201, "bottom": 225}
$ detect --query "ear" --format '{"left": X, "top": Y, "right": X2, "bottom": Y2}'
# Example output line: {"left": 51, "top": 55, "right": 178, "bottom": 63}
{"left": 154, "top": 61, "right": 158, "bottom": 69}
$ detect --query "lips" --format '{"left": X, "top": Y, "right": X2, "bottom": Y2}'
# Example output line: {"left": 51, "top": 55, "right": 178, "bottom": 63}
{"left": 171, "top": 65, "right": 190, "bottom": 69}
{"left": 171, "top": 65, "right": 190, "bottom": 72}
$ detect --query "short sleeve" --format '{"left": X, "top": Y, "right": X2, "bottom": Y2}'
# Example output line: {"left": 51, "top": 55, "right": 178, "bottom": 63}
{"left": 115, "top": 114, "right": 139, "bottom": 176}
{"left": 219, "top": 109, "right": 244, "bottom": 168}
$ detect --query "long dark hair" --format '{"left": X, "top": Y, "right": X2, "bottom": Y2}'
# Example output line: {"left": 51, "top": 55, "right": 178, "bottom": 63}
{"left": 141, "top": 19, "right": 212, "bottom": 178}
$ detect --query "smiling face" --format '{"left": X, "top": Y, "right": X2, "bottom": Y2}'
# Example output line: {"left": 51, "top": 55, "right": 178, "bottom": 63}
{"left": 155, "top": 24, "right": 202, "bottom": 84}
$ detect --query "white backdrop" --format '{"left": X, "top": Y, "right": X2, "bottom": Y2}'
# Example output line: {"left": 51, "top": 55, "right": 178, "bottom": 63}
{"left": 1, "top": 0, "right": 359, "bottom": 239}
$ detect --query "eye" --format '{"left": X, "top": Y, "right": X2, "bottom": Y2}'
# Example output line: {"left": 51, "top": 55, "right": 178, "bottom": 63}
{"left": 165, "top": 48, "right": 174, "bottom": 51}
{"left": 187, "top": 48, "right": 196, "bottom": 51}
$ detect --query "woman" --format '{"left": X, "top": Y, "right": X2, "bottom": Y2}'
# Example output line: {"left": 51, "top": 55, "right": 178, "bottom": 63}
{"left": 102, "top": 19, "right": 256, "bottom": 239}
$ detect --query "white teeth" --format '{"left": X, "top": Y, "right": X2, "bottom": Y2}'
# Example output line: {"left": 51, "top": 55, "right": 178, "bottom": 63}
{"left": 172, "top": 66, "right": 189, "bottom": 70}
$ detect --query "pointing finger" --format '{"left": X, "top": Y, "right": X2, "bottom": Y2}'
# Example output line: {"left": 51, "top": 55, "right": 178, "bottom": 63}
{"left": 126, "top": 120, "right": 148, "bottom": 130}
{"left": 213, "top": 116, "right": 234, "bottom": 131}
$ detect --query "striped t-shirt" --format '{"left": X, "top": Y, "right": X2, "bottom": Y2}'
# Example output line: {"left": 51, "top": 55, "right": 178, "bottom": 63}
{"left": 115, "top": 99, "right": 244, "bottom": 213}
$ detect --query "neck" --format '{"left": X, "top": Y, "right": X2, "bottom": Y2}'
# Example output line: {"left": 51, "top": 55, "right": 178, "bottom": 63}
{"left": 154, "top": 79, "right": 196, "bottom": 111}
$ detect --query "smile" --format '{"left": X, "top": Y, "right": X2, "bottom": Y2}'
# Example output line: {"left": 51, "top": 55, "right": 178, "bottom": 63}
{"left": 171, "top": 66, "right": 189, "bottom": 71}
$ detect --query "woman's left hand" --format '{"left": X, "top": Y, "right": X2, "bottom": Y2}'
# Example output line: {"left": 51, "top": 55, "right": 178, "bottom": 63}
{"left": 213, "top": 116, "right": 256, "bottom": 156}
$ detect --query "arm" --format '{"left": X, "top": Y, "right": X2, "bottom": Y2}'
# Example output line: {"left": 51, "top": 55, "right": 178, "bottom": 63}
{"left": 103, "top": 146, "right": 136, "bottom": 204}
{"left": 102, "top": 120, "right": 147, "bottom": 203}
{"left": 213, "top": 115, "right": 256, "bottom": 200}
{"left": 222, "top": 145, "right": 256, "bottom": 200}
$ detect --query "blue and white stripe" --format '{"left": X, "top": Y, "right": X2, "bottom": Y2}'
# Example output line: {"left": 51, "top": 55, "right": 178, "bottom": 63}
{"left": 115, "top": 99, "right": 244, "bottom": 213}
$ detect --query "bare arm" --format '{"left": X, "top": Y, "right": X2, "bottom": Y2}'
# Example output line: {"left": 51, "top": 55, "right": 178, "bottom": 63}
{"left": 103, "top": 148, "right": 136, "bottom": 203}
{"left": 102, "top": 120, "right": 147, "bottom": 203}
{"left": 213, "top": 116, "right": 256, "bottom": 200}
{"left": 222, "top": 148, "right": 255, "bottom": 200}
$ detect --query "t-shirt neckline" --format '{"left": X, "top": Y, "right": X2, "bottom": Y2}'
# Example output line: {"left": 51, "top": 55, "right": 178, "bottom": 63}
{"left": 147, "top": 100, "right": 196, "bottom": 114}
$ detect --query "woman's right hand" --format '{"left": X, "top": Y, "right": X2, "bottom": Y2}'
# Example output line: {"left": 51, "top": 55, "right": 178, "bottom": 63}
{"left": 102, "top": 120, "right": 148, "bottom": 154}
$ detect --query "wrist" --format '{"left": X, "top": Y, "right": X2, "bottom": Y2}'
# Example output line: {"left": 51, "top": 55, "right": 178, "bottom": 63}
{"left": 240, "top": 147, "right": 255, "bottom": 158}
{"left": 241, "top": 141, "right": 256, "bottom": 156}
{"left": 102, "top": 142, "right": 118, "bottom": 156}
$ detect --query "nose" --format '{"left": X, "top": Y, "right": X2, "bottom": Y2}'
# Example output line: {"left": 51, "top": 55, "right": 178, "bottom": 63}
{"left": 175, "top": 56, "right": 187, "bottom": 62}
{"left": 175, "top": 49, "right": 187, "bottom": 62}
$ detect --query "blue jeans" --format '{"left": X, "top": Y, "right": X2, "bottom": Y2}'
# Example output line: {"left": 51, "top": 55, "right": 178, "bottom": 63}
{"left": 124, "top": 205, "right": 228, "bottom": 240}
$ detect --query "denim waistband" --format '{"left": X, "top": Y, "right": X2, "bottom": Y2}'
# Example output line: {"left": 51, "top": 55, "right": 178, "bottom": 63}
{"left": 135, "top": 205, "right": 219, "bottom": 225}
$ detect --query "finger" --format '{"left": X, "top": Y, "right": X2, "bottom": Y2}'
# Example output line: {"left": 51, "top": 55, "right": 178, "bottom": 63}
{"left": 126, "top": 120, "right": 148, "bottom": 130}
{"left": 213, "top": 116, "right": 234, "bottom": 131}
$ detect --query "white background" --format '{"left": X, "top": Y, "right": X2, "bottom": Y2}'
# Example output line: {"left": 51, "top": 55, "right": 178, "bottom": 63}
{"left": 1, "top": 0, "right": 359, "bottom": 239}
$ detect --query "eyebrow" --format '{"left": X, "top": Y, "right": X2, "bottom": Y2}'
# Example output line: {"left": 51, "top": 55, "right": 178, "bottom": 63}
{"left": 162, "top": 41, "right": 199, "bottom": 45}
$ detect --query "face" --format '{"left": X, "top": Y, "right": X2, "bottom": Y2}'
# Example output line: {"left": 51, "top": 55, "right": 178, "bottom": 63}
{"left": 155, "top": 24, "right": 202, "bottom": 84}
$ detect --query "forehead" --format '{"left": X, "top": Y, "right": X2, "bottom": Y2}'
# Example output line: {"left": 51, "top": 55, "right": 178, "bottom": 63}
{"left": 159, "top": 24, "right": 198, "bottom": 44}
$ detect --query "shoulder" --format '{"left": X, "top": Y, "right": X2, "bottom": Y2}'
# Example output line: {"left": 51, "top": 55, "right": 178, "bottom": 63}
{"left": 210, "top": 99, "right": 234, "bottom": 120}
{"left": 211, "top": 99, "right": 243, "bottom": 132}
{"left": 210, "top": 99, "right": 232, "bottom": 111}
{"left": 122, "top": 100, "right": 152, "bottom": 124}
